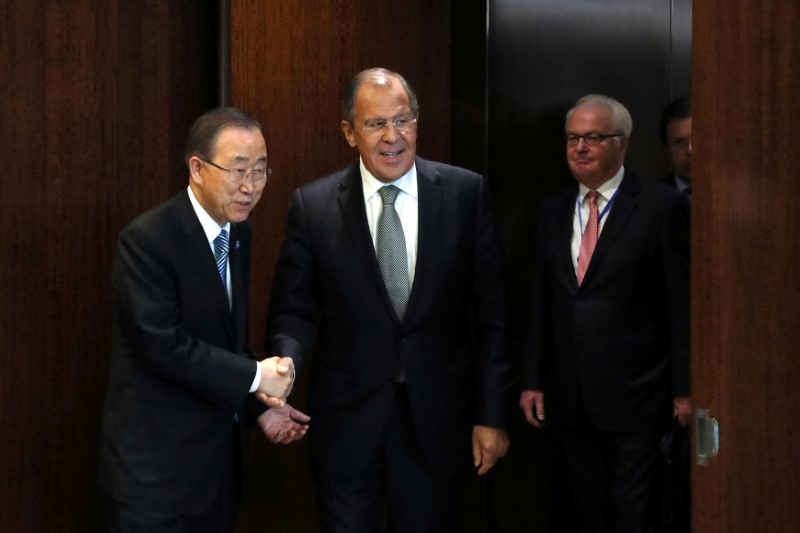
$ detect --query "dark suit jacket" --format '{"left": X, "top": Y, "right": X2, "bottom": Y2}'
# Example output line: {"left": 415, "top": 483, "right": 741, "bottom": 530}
{"left": 97, "top": 190, "right": 262, "bottom": 514}
{"left": 523, "top": 172, "right": 690, "bottom": 432}
{"left": 266, "top": 157, "right": 513, "bottom": 475}
{"left": 660, "top": 174, "right": 680, "bottom": 189}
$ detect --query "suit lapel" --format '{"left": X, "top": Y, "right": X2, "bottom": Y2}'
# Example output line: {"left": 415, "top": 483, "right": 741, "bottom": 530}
{"left": 337, "top": 160, "right": 440, "bottom": 323}
{"left": 581, "top": 173, "right": 640, "bottom": 286}
{"left": 337, "top": 166, "right": 394, "bottom": 316}
{"left": 175, "top": 192, "right": 236, "bottom": 342}
{"left": 551, "top": 186, "right": 580, "bottom": 291}
{"left": 229, "top": 224, "right": 247, "bottom": 349}
{"left": 407, "top": 158, "right": 443, "bottom": 321}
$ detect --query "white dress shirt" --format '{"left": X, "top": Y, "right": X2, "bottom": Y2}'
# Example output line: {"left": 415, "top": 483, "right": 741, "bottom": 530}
{"left": 673, "top": 174, "right": 691, "bottom": 195}
{"left": 187, "top": 186, "right": 232, "bottom": 299}
{"left": 360, "top": 158, "right": 419, "bottom": 287}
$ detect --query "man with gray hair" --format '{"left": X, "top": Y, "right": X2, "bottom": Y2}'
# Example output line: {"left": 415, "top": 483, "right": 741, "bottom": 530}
{"left": 266, "top": 67, "right": 513, "bottom": 532}
{"left": 519, "top": 95, "right": 690, "bottom": 531}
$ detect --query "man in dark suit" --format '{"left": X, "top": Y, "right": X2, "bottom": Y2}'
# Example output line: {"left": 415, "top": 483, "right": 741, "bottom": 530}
{"left": 659, "top": 96, "right": 693, "bottom": 532}
{"left": 660, "top": 97, "right": 692, "bottom": 197}
{"left": 519, "top": 95, "right": 690, "bottom": 532}
{"left": 97, "top": 107, "right": 308, "bottom": 532}
{"left": 265, "top": 68, "right": 514, "bottom": 532}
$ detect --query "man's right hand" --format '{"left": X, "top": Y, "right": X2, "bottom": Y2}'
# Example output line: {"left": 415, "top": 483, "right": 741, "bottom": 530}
{"left": 256, "top": 356, "right": 295, "bottom": 407}
{"left": 519, "top": 389, "right": 546, "bottom": 428}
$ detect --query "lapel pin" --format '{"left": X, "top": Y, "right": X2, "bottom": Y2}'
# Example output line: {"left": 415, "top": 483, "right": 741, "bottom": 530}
{"left": 235, "top": 240, "right": 240, "bottom": 250}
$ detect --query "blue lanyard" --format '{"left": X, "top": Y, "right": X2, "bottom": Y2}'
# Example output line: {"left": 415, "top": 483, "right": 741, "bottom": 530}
{"left": 577, "top": 188, "right": 619, "bottom": 235}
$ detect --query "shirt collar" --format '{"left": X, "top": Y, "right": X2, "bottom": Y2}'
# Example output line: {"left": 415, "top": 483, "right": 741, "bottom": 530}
{"left": 360, "top": 157, "right": 418, "bottom": 202}
{"left": 578, "top": 165, "right": 625, "bottom": 202}
{"left": 187, "top": 186, "right": 230, "bottom": 244}
{"left": 674, "top": 173, "right": 691, "bottom": 193}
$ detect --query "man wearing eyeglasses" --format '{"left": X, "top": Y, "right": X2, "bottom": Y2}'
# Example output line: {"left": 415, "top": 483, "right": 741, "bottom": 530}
{"left": 97, "top": 107, "right": 309, "bottom": 532}
{"left": 265, "top": 68, "right": 513, "bottom": 532}
{"left": 660, "top": 97, "right": 693, "bottom": 198}
{"left": 519, "top": 95, "right": 690, "bottom": 532}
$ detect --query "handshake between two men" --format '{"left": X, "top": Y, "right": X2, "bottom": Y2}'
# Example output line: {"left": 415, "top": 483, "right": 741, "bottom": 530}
{"left": 254, "top": 356, "right": 310, "bottom": 445}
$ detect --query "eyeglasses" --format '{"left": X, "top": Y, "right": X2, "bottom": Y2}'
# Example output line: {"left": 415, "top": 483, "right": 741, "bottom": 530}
{"left": 361, "top": 115, "right": 418, "bottom": 135}
{"left": 668, "top": 138, "right": 692, "bottom": 150}
{"left": 200, "top": 158, "right": 272, "bottom": 186}
{"left": 565, "top": 133, "right": 625, "bottom": 146}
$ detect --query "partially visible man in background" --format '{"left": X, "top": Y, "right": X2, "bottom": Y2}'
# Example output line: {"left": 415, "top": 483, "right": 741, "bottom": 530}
{"left": 660, "top": 97, "right": 692, "bottom": 198}
{"left": 97, "top": 107, "right": 308, "bottom": 532}
{"left": 659, "top": 95, "right": 693, "bottom": 532}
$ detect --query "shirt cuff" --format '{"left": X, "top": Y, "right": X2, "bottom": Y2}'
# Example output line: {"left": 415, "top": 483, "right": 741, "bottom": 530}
{"left": 249, "top": 361, "right": 261, "bottom": 393}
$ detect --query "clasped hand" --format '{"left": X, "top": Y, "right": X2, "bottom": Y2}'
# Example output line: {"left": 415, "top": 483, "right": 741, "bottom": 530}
{"left": 256, "top": 356, "right": 295, "bottom": 408}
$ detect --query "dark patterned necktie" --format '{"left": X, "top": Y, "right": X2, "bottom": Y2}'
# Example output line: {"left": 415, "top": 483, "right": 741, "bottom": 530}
{"left": 213, "top": 229, "right": 229, "bottom": 290}
{"left": 377, "top": 185, "right": 410, "bottom": 319}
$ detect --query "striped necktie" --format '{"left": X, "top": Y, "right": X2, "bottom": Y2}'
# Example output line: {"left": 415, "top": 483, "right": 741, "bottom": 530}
{"left": 213, "top": 229, "right": 229, "bottom": 289}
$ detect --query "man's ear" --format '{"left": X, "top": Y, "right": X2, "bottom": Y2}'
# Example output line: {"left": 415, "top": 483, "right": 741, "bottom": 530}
{"left": 341, "top": 120, "right": 357, "bottom": 147}
{"left": 188, "top": 156, "right": 204, "bottom": 184}
{"left": 619, "top": 136, "right": 630, "bottom": 157}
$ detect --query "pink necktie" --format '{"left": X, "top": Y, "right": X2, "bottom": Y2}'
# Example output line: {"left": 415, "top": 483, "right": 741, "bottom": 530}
{"left": 577, "top": 191, "right": 599, "bottom": 285}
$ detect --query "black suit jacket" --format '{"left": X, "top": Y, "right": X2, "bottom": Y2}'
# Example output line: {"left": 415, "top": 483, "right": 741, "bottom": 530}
{"left": 266, "top": 157, "right": 513, "bottom": 475}
{"left": 523, "top": 172, "right": 690, "bottom": 432}
{"left": 97, "top": 190, "right": 262, "bottom": 514}
{"left": 661, "top": 173, "right": 693, "bottom": 202}
{"left": 660, "top": 173, "right": 680, "bottom": 189}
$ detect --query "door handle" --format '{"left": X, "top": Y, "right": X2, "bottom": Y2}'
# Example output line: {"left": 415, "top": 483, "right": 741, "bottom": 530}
{"left": 695, "top": 407, "right": 720, "bottom": 465}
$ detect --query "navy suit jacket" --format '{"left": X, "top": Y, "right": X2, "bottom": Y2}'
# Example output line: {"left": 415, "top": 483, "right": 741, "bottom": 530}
{"left": 523, "top": 172, "right": 690, "bottom": 432}
{"left": 266, "top": 157, "right": 513, "bottom": 475}
{"left": 97, "top": 190, "right": 262, "bottom": 514}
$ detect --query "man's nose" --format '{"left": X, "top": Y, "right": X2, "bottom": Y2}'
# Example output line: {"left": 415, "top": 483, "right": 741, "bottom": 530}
{"left": 381, "top": 123, "right": 401, "bottom": 142}
{"left": 239, "top": 179, "right": 255, "bottom": 194}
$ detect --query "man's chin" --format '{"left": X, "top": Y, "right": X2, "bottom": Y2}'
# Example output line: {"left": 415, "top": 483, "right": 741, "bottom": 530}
{"left": 227, "top": 209, "right": 253, "bottom": 224}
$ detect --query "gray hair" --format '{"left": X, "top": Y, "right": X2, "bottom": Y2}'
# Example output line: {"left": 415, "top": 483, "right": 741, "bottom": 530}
{"left": 565, "top": 94, "right": 633, "bottom": 136}
{"left": 341, "top": 68, "right": 419, "bottom": 123}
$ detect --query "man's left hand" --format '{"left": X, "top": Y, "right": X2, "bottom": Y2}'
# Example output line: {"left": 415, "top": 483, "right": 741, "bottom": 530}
{"left": 257, "top": 403, "right": 310, "bottom": 444}
{"left": 673, "top": 396, "right": 692, "bottom": 427}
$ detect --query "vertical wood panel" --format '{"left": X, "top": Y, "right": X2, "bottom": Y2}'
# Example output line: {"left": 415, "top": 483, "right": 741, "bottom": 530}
{"left": 231, "top": 1, "right": 452, "bottom": 337}
{"left": 230, "top": 1, "right": 451, "bottom": 531}
{"left": 0, "top": 1, "right": 217, "bottom": 530}
{"left": 693, "top": 0, "right": 800, "bottom": 531}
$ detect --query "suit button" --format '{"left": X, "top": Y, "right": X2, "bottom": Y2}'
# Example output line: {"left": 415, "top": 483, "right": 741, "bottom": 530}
{"left": 233, "top": 413, "right": 240, "bottom": 423}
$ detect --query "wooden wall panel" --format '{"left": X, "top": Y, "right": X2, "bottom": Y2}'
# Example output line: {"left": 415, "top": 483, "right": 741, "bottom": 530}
{"left": 231, "top": 1, "right": 452, "bottom": 345}
{"left": 0, "top": 1, "right": 217, "bottom": 530}
{"left": 692, "top": 0, "right": 800, "bottom": 531}
{"left": 230, "top": 1, "right": 451, "bottom": 531}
